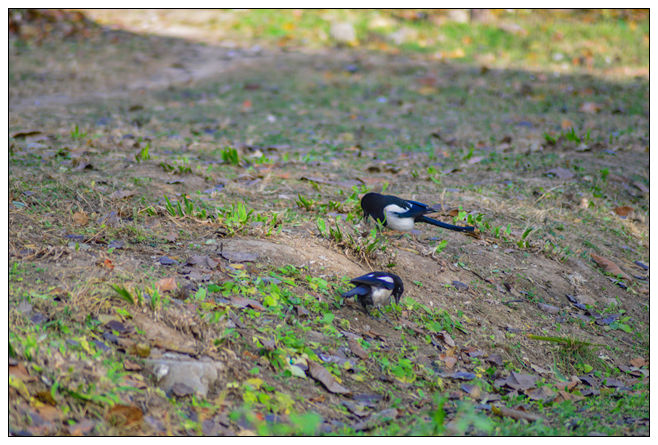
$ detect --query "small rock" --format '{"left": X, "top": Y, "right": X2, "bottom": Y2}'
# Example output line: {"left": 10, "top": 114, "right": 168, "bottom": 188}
{"left": 330, "top": 22, "right": 356, "bottom": 44}
{"left": 145, "top": 353, "right": 225, "bottom": 398}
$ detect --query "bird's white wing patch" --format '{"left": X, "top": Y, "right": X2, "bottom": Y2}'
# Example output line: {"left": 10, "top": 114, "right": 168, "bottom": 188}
{"left": 377, "top": 275, "right": 394, "bottom": 284}
{"left": 383, "top": 204, "right": 415, "bottom": 231}
{"left": 384, "top": 204, "right": 409, "bottom": 214}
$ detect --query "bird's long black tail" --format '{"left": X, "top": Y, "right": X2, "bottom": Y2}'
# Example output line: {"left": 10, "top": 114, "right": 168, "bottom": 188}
{"left": 419, "top": 215, "right": 475, "bottom": 232}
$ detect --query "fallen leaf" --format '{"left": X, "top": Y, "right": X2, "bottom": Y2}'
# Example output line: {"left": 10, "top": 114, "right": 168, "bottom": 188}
{"left": 461, "top": 384, "right": 482, "bottom": 399}
{"left": 613, "top": 206, "right": 633, "bottom": 218}
{"left": 108, "top": 189, "right": 136, "bottom": 200}
{"left": 503, "top": 372, "right": 538, "bottom": 391}
{"left": 230, "top": 296, "right": 264, "bottom": 311}
{"left": 34, "top": 405, "right": 62, "bottom": 422}
{"left": 158, "top": 256, "right": 178, "bottom": 266}
{"left": 348, "top": 338, "right": 369, "bottom": 360}
{"left": 72, "top": 211, "right": 89, "bottom": 226}
{"left": 9, "top": 375, "right": 30, "bottom": 399}
{"left": 437, "top": 331, "right": 455, "bottom": 347}
{"left": 100, "top": 258, "right": 115, "bottom": 270}
{"left": 155, "top": 277, "right": 177, "bottom": 293}
{"left": 629, "top": 357, "right": 646, "bottom": 368}
{"left": 67, "top": 419, "right": 96, "bottom": 436}
{"left": 353, "top": 408, "right": 398, "bottom": 431}
{"left": 12, "top": 130, "right": 42, "bottom": 139}
{"left": 9, "top": 362, "right": 37, "bottom": 382}
{"left": 123, "top": 359, "right": 143, "bottom": 371}
{"left": 561, "top": 119, "right": 574, "bottom": 130}
{"left": 554, "top": 390, "right": 584, "bottom": 403}
{"left": 342, "top": 401, "right": 368, "bottom": 417}
{"left": 525, "top": 386, "right": 556, "bottom": 401}
{"left": 107, "top": 404, "right": 143, "bottom": 427}
{"left": 34, "top": 390, "right": 57, "bottom": 406}
{"left": 545, "top": 167, "right": 574, "bottom": 180}
{"left": 631, "top": 181, "right": 649, "bottom": 193}
{"left": 579, "top": 102, "right": 602, "bottom": 113}
{"left": 307, "top": 360, "right": 351, "bottom": 394}
{"left": 187, "top": 255, "right": 218, "bottom": 269}
{"left": 492, "top": 405, "right": 543, "bottom": 422}
{"left": 447, "top": 371, "right": 476, "bottom": 381}
{"left": 591, "top": 253, "right": 630, "bottom": 280}
{"left": 451, "top": 281, "right": 469, "bottom": 291}
{"left": 439, "top": 354, "right": 458, "bottom": 369}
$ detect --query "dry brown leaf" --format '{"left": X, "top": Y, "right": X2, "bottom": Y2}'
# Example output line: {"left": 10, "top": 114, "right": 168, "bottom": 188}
{"left": 629, "top": 357, "right": 647, "bottom": 368}
{"left": 9, "top": 362, "right": 37, "bottom": 382}
{"left": 348, "top": 338, "right": 369, "bottom": 360}
{"left": 123, "top": 359, "right": 143, "bottom": 371}
{"left": 100, "top": 258, "right": 115, "bottom": 270}
{"left": 107, "top": 404, "right": 143, "bottom": 427}
{"left": 439, "top": 354, "right": 458, "bottom": 369}
{"left": 12, "top": 130, "right": 42, "bottom": 139}
{"left": 591, "top": 253, "right": 630, "bottom": 280}
{"left": 73, "top": 211, "right": 89, "bottom": 226}
{"left": 307, "top": 361, "right": 351, "bottom": 395}
{"left": 554, "top": 390, "right": 585, "bottom": 403}
{"left": 613, "top": 206, "right": 633, "bottom": 217}
{"left": 492, "top": 405, "right": 543, "bottom": 422}
{"left": 35, "top": 405, "right": 62, "bottom": 422}
{"left": 437, "top": 331, "right": 455, "bottom": 347}
{"left": 67, "top": 419, "right": 96, "bottom": 436}
{"left": 155, "top": 277, "right": 177, "bottom": 293}
{"left": 108, "top": 189, "right": 136, "bottom": 200}
{"left": 579, "top": 101, "right": 602, "bottom": 113}
{"left": 545, "top": 167, "right": 574, "bottom": 180}
{"left": 525, "top": 386, "right": 556, "bottom": 401}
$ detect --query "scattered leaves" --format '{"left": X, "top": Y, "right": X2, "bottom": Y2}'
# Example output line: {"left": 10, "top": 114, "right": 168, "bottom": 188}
{"left": 307, "top": 361, "right": 351, "bottom": 395}
{"left": 591, "top": 253, "right": 630, "bottom": 280}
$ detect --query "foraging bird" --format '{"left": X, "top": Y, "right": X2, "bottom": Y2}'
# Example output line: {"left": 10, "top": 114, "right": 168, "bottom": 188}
{"left": 361, "top": 192, "right": 474, "bottom": 233}
{"left": 341, "top": 271, "right": 404, "bottom": 316}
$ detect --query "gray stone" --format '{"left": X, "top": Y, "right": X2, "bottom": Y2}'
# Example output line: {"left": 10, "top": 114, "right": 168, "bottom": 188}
{"left": 145, "top": 352, "right": 225, "bottom": 398}
{"left": 330, "top": 22, "right": 356, "bottom": 44}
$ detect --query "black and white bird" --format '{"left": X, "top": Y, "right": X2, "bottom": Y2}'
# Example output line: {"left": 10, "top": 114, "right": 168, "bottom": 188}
{"left": 361, "top": 192, "right": 474, "bottom": 233}
{"left": 341, "top": 271, "right": 404, "bottom": 317}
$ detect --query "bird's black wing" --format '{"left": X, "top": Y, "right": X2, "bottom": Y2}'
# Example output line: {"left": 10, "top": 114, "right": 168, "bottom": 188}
{"left": 342, "top": 285, "right": 371, "bottom": 299}
{"left": 349, "top": 273, "right": 396, "bottom": 290}
{"left": 390, "top": 200, "right": 432, "bottom": 219}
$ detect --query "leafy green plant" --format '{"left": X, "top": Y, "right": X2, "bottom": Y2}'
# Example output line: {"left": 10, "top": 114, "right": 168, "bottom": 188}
{"left": 517, "top": 227, "right": 533, "bottom": 248}
{"left": 135, "top": 142, "right": 151, "bottom": 162}
{"left": 110, "top": 284, "right": 136, "bottom": 305}
{"left": 70, "top": 124, "right": 87, "bottom": 139}
{"left": 221, "top": 146, "right": 240, "bottom": 165}
{"left": 295, "top": 194, "right": 315, "bottom": 211}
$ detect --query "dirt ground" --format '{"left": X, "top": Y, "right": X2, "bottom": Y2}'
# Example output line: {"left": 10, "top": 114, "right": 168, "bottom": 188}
{"left": 9, "top": 11, "right": 649, "bottom": 436}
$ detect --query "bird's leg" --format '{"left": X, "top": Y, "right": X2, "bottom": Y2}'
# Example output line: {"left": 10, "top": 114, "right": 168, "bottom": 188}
{"left": 376, "top": 307, "right": 391, "bottom": 322}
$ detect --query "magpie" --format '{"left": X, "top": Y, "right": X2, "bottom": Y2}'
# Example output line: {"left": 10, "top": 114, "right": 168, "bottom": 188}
{"left": 341, "top": 271, "right": 404, "bottom": 317}
{"left": 361, "top": 192, "right": 474, "bottom": 233}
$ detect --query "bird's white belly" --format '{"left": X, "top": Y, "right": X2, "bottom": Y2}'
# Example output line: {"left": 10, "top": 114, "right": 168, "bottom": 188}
{"left": 371, "top": 287, "right": 393, "bottom": 306}
{"left": 384, "top": 205, "right": 415, "bottom": 231}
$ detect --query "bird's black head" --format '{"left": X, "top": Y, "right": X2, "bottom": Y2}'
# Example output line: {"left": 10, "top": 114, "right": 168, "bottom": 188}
{"left": 360, "top": 192, "right": 382, "bottom": 215}
{"left": 361, "top": 192, "right": 396, "bottom": 224}
{"left": 389, "top": 272, "right": 404, "bottom": 303}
